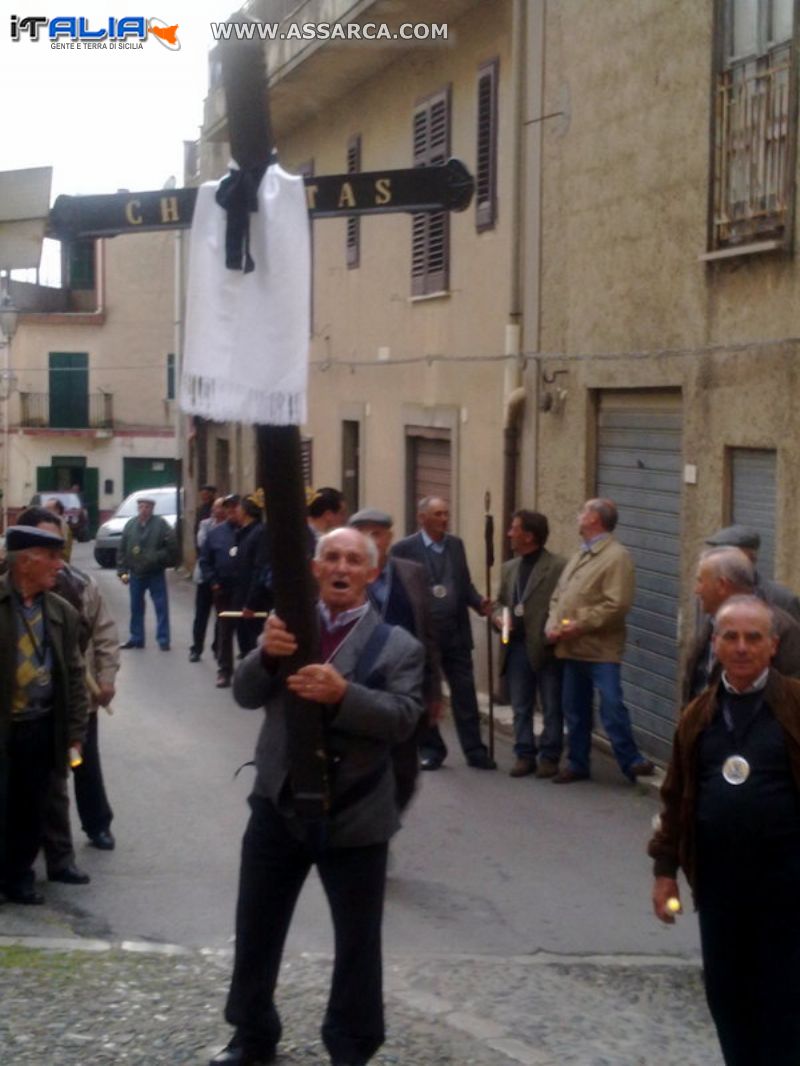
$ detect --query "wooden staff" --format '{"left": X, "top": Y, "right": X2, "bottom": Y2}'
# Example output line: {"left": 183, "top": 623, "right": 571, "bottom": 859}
{"left": 484, "top": 490, "right": 495, "bottom": 759}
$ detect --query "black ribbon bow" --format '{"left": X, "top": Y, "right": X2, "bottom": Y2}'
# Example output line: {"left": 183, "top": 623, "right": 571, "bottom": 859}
{"left": 215, "top": 163, "right": 268, "bottom": 273}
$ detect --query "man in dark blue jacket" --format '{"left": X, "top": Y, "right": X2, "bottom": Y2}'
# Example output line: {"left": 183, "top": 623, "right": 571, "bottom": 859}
{"left": 349, "top": 507, "right": 442, "bottom": 807}
{"left": 391, "top": 496, "right": 494, "bottom": 770}
{"left": 200, "top": 495, "right": 239, "bottom": 687}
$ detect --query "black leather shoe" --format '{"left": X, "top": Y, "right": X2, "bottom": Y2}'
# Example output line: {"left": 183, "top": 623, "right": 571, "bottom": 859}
{"left": 89, "top": 830, "right": 115, "bottom": 851}
{"left": 48, "top": 864, "right": 90, "bottom": 885}
{"left": 5, "top": 886, "right": 45, "bottom": 905}
{"left": 420, "top": 756, "right": 443, "bottom": 771}
{"left": 159, "top": 643, "right": 171, "bottom": 651}
{"left": 208, "top": 1040, "right": 276, "bottom": 1065}
{"left": 119, "top": 641, "right": 143, "bottom": 649}
{"left": 189, "top": 650, "right": 201, "bottom": 662}
{"left": 467, "top": 753, "right": 497, "bottom": 770}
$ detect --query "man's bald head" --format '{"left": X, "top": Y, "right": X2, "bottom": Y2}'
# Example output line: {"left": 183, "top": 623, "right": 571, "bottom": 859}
{"left": 712, "top": 594, "right": 778, "bottom": 691}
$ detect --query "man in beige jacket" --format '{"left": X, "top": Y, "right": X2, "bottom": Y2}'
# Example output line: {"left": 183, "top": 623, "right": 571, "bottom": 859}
{"left": 545, "top": 498, "right": 655, "bottom": 784}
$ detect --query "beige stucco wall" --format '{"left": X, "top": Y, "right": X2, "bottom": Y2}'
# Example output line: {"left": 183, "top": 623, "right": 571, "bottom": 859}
{"left": 5, "top": 230, "right": 176, "bottom": 516}
{"left": 259, "top": 0, "right": 516, "bottom": 574}
{"left": 526, "top": 0, "right": 800, "bottom": 647}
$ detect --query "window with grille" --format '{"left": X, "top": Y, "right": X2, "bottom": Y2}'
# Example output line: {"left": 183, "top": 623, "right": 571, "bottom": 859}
{"left": 411, "top": 88, "right": 451, "bottom": 295}
{"left": 476, "top": 59, "right": 498, "bottom": 231}
{"left": 346, "top": 134, "right": 361, "bottom": 269}
{"left": 710, "top": 0, "right": 796, "bottom": 250}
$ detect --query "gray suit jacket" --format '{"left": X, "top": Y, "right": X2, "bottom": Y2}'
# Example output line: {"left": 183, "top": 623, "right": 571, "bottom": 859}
{"left": 233, "top": 605, "right": 424, "bottom": 847}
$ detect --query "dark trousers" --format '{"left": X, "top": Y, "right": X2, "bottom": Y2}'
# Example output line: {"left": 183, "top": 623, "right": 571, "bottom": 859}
{"left": 3, "top": 716, "right": 53, "bottom": 892}
{"left": 213, "top": 585, "right": 235, "bottom": 678}
{"left": 422, "top": 641, "right": 485, "bottom": 762}
{"left": 698, "top": 897, "right": 800, "bottom": 1065}
{"left": 191, "top": 581, "right": 214, "bottom": 655}
{"left": 43, "top": 712, "right": 112, "bottom": 873}
{"left": 225, "top": 796, "right": 388, "bottom": 1065}
{"left": 236, "top": 618, "right": 262, "bottom": 659}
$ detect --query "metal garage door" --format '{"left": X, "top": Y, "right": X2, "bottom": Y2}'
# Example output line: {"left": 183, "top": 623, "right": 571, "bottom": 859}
{"left": 730, "top": 448, "right": 776, "bottom": 579}
{"left": 405, "top": 427, "right": 451, "bottom": 534}
{"left": 596, "top": 394, "right": 682, "bottom": 761}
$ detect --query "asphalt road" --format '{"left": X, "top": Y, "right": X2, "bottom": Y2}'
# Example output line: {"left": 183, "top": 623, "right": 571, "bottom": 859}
{"left": 15, "top": 541, "right": 700, "bottom": 966}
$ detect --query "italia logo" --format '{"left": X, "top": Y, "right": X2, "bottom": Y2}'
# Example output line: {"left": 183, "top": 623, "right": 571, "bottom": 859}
{"left": 9, "top": 15, "right": 180, "bottom": 49}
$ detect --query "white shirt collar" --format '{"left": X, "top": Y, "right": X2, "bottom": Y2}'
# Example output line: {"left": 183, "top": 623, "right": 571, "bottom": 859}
{"left": 318, "top": 600, "right": 370, "bottom": 633}
{"left": 721, "top": 667, "right": 769, "bottom": 695}
{"left": 421, "top": 529, "right": 446, "bottom": 551}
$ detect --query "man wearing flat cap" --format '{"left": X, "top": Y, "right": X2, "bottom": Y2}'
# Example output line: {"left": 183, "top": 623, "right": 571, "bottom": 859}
{"left": 684, "top": 546, "right": 800, "bottom": 703}
{"left": 706, "top": 524, "right": 800, "bottom": 622}
{"left": 349, "top": 508, "right": 442, "bottom": 806}
{"left": 0, "top": 526, "right": 88, "bottom": 904}
{"left": 117, "top": 496, "right": 178, "bottom": 651}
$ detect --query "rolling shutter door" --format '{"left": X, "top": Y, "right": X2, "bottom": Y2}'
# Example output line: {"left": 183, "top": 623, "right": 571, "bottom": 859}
{"left": 405, "top": 427, "right": 451, "bottom": 533}
{"left": 596, "top": 394, "right": 682, "bottom": 761}
{"left": 730, "top": 448, "right": 776, "bottom": 579}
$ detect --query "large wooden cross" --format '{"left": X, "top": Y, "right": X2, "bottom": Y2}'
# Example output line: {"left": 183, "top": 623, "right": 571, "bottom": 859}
{"left": 45, "top": 37, "right": 474, "bottom": 824}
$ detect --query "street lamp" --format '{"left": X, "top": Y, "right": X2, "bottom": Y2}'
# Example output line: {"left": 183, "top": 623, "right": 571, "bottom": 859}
{"left": 0, "top": 277, "right": 19, "bottom": 533}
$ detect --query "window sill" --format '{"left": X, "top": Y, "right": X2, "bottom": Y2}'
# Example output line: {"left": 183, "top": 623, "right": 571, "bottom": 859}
{"left": 699, "top": 239, "right": 785, "bottom": 262}
{"left": 408, "top": 290, "right": 451, "bottom": 304}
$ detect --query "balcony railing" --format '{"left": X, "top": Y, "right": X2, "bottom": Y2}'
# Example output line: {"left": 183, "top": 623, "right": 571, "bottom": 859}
{"left": 18, "top": 392, "right": 114, "bottom": 429}
{"left": 712, "top": 46, "right": 793, "bottom": 247}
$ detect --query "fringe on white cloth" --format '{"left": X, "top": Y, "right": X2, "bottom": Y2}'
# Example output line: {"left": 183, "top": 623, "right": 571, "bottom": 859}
{"left": 180, "top": 163, "right": 311, "bottom": 426}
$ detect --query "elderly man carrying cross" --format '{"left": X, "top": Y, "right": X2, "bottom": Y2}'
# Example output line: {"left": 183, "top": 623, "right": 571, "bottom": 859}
{"left": 211, "top": 526, "right": 424, "bottom": 1066}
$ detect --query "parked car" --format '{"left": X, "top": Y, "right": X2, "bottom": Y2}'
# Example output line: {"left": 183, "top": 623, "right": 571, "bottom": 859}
{"left": 93, "top": 486, "right": 178, "bottom": 569}
{"left": 29, "top": 491, "right": 90, "bottom": 542}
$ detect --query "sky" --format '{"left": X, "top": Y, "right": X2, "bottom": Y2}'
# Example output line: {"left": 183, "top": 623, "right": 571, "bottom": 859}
{"left": 1, "top": 2, "right": 240, "bottom": 278}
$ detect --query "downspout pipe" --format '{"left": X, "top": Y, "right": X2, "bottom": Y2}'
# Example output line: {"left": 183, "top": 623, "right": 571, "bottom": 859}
{"left": 500, "top": 0, "right": 527, "bottom": 560}
{"left": 502, "top": 385, "right": 526, "bottom": 560}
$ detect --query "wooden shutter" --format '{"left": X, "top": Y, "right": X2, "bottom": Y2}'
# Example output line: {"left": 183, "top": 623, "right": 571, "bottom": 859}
{"left": 49, "top": 352, "right": 88, "bottom": 428}
{"left": 296, "top": 159, "right": 315, "bottom": 329}
{"left": 346, "top": 134, "right": 361, "bottom": 269}
{"left": 301, "top": 437, "right": 313, "bottom": 487}
{"left": 411, "top": 88, "right": 451, "bottom": 295}
{"left": 476, "top": 59, "right": 498, "bottom": 231}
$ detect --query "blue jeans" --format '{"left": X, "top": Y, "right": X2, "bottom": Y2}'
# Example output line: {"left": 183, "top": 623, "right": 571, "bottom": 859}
{"left": 129, "top": 571, "right": 170, "bottom": 648}
{"left": 561, "top": 659, "right": 644, "bottom": 778}
{"left": 505, "top": 640, "right": 563, "bottom": 762}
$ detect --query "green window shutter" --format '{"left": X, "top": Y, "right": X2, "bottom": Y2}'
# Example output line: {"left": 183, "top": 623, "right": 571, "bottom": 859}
{"left": 49, "top": 353, "right": 88, "bottom": 429}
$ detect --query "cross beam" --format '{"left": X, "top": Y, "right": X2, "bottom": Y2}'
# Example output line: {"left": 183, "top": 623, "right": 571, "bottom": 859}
{"left": 47, "top": 159, "right": 474, "bottom": 240}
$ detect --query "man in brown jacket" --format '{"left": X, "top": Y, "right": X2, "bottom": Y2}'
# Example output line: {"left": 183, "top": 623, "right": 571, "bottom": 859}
{"left": 545, "top": 498, "right": 654, "bottom": 784}
{"left": 649, "top": 595, "right": 800, "bottom": 1066}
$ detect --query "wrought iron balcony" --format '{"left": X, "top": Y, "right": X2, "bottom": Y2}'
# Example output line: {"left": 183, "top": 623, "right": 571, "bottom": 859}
{"left": 712, "top": 45, "right": 793, "bottom": 247}
{"left": 18, "top": 391, "right": 114, "bottom": 430}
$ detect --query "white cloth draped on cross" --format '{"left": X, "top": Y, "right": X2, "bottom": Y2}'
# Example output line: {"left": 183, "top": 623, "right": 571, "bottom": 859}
{"left": 180, "top": 162, "right": 311, "bottom": 426}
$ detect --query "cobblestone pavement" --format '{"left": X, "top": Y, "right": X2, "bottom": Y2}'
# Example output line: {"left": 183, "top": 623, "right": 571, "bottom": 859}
{"left": 0, "top": 938, "right": 722, "bottom": 1066}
